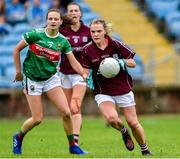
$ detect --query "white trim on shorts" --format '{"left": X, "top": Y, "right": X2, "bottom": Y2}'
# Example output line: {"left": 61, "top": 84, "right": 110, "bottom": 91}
{"left": 58, "top": 72, "right": 86, "bottom": 89}
{"left": 95, "top": 91, "right": 136, "bottom": 108}
{"left": 22, "top": 73, "right": 61, "bottom": 95}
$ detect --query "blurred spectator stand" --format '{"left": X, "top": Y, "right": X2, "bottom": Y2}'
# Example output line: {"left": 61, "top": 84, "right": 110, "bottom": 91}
{"left": 49, "top": 0, "right": 73, "bottom": 14}
{"left": 165, "top": 11, "right": 180, "bottom": 42}
{"left": 0, "top": 0, "right": 11, "bottom": 36}
{"left": 27, "top": 0, "right": 45, "bottom": 27}
{"left": 6, "top": 0, "right": 27, "bottom": 26}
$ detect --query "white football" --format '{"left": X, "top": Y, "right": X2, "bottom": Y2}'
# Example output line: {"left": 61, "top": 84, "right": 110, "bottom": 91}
{"left": 99, "top": 57, "right": 120, "bottom": 78}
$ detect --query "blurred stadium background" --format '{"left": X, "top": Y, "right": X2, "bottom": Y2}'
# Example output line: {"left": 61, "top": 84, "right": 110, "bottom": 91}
{"left": 0, "top": 0, "right": 180, "bottom": 117}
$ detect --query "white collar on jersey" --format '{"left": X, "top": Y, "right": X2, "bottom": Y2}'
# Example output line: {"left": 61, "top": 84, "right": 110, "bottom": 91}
{"left": 45, "top": 28, "right": 60, "bottom": 38}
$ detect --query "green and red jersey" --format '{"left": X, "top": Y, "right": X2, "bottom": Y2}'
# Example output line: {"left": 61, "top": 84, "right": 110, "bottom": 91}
{"left": 22, "top": 28, "right": 72, "bottom": 81}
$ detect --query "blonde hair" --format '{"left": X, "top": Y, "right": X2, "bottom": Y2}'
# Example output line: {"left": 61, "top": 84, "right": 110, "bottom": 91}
{"left": 90, "top": 19, "right": 113, "bottom": 35}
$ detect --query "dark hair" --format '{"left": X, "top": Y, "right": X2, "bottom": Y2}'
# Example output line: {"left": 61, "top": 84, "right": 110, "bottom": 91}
{"left": 67, "top": 2, "right": 82, "bottom": 13}
{"left": 61, "top": 15, "right": 74, "bottom": 27}
{"left": 90, "top": 19, "right": 112, "bottom": 35}
{"left": 46, "top": 8, "right": 61, "bottom": 20}
{"left": 46, "top": 8, "right": 75, "bottom": 28}
{"left": 61, "top": 2, "right": 82, "bottom": 27}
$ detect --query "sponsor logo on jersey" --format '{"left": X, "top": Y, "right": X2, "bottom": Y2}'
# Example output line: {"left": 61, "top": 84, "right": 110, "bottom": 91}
{"left": 101, "top": 54, "right": 109, "bottom": 58}
{"left": 30, "top": 44, "right": 61, "bottom": 62}
{"left": 73, "top": 47, "right": 82, "bottom": 52}
{"left": 92, "top": 58, "right": 99, "bottom": 62}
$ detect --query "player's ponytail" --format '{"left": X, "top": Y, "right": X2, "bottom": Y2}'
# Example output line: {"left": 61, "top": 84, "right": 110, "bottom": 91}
{"left": 61, "top": 15, "right": 74, "bottom": 27}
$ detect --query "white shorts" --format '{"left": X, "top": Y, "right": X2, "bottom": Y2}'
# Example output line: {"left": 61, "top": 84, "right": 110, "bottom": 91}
{"left": 58, "top": 72, "right": 86, "bottom": 89}
{"left": 95, "top": 91, "right": 136, "bottom": 108}
{"left": 22, "top": 73, "right": 61, "bottom": 95}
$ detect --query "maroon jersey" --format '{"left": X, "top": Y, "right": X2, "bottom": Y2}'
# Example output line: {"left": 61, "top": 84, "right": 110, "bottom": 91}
{"left": 59, "top": 22, "right": 91, "bottom": 74}
{"left": 82, "top": 36, "right": 135, "bottom": 96}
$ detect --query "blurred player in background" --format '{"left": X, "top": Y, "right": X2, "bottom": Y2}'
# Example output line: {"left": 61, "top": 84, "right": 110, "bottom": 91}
{"left": 82, "top": 19, "right": 151, "bottom": 156}
{"left": 59, "top": 2, "right": 91, "bottom": 146}
{"left": 13, "top": 8, "right": 87, "bottom": 155}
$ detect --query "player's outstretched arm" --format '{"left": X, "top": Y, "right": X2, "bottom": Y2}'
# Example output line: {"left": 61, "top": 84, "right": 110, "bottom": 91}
{"left": 118, "top": 58, "right": 136, "bottom": 69}
{"left": 14, "top": 40, "right": 27, "bottom": 81}
{"left": 66, "top": 52, "right": 87, "bottom": 79}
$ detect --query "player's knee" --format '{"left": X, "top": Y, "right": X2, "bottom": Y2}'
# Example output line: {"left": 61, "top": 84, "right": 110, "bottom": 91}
{"left": 106, "top": 115, "right": 118, "bottom": 126}
{"left": 71, "top": 97, "right": 82, "bottom": 107}
{"left": 128, "top": 120, "right": 139, "bottom": 129}
{"left": 71, "top": 108, "right": 81, "bottom": 115}
{"left": 62, "top": 110, "right": 71, "bottom": 120}
{"left": 70, "top": 97, "right": 81, "bottom": 115}
{"left": 71, "top": 110, "right": 81, "bottom": 115}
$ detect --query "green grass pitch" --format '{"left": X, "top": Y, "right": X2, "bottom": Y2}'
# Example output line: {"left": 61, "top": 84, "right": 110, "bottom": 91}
{"left": 0, "top": 114, "right": 180, "bottom": 158}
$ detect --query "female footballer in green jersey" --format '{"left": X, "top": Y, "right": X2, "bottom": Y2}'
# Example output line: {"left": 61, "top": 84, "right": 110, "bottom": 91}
{"left": 13, "top": 8, "right": 88, "bottom": 155}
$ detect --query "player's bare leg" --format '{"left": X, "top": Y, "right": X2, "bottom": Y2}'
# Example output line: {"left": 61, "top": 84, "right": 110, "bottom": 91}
{"left": 122, "top": 106, "right": 151, "bottom": 155}
{"left": 71, "top": 84, "right": 86, "bottom": 144}
{"left": 13, "top": 95, "right": 43, "bottom": 154}
{"left": 63, "top": 85, "right": 86, "bottom": 144}
{"left": 47, "top": 87, "right": 87, "bottom": 155}
{"left": 99, "top": 101, "right": 134, "bottom": 151}
{"left": 46, "top": 87, "right": 73, "bottom": 134}
{"left": 22, "top": 95, "right": 43, "bottom": 132}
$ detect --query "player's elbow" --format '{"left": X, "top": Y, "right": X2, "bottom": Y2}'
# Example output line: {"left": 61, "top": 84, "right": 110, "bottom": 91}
{"left": 14, "top": 46, "right": 20, "bottom": 54}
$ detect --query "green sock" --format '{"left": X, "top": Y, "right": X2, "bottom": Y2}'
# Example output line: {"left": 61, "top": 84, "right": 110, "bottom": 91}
{"left": 67, "top": 134, "right": 75, "bottom": 146}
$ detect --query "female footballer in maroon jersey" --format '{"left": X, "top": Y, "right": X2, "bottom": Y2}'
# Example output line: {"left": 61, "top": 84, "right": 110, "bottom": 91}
{"left": 12, "top": 9, "right": 87, "bottom": 155}
{"left": 82, "top": 19, "right": 151, "bottom": 156}
{"left": 59, "top": 2, "right": 91, "bottom": 146}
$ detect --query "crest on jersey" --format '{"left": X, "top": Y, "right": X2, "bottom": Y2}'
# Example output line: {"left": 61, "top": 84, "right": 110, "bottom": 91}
{"left": 57, "top": 44, "right": 61, "bottom": 49}
{"left": 82, "top": 36, "right": 88, "bottom": 42}
{"left": 74, "top": 38, "right": 78, "bottom": 43}
{"left": 73, "top": 36, "right": 79, "bottom": 43}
